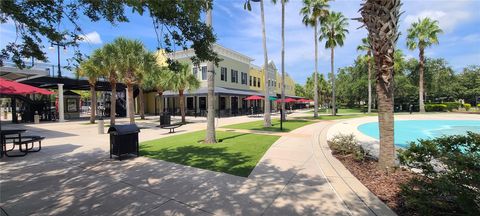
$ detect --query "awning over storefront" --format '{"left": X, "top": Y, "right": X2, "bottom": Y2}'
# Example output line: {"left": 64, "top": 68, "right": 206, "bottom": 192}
{"left": 163, "top": 87, "right": 264, "bottom": 97}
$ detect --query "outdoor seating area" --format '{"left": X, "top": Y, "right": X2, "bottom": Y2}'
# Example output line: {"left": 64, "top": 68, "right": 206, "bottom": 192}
{"left": 1, "top": 129, "right": 44, "bottom": 157}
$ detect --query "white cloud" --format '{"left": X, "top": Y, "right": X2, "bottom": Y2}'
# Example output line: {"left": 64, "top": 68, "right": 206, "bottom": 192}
{"left": 404, "top": 10, "right": 471, "bottom": 32}
{"left": 79, "top": 31, "right": 103, "bottom": 44}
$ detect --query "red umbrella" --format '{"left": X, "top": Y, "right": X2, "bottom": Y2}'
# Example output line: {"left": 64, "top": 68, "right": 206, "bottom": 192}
{"left": 244, "top": 95, "right": 264, "bottom": 100}
{"left": 0, "top": 78, "right": 54, "bottom": 95}
{"left": 276, "top": 98, "right": 297, "bottom": 103}
{"left": 296, "top": 98, "right": 309, "bottom": 103}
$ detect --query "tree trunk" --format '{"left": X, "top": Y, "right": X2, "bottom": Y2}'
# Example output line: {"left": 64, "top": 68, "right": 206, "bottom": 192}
{"left": 418, "top": 47, "right": 425, "bottom": 113}
{"left": 205, "top": 8, "right": 216, "bottom": 143}
{"left": 331, "top": 47, "right": 336, "bottom": 116}
{"left": 280, "top": 0, "right": 286, "bottom": 121}
{"left": 127, "top": 83, "right": 135, "bottom": 124}
{"left": 110, "top": 81, "right": 116, "bottom": 126}
{"left": 313, "top": 22, "right": 319, "bottom": 118}
{"left": 260, "top": 0, "right": 271, "bottom": 127}
{"left": 179, "top": 90, "right": 186, "bottom": 123}
{"left": 376, "top": 68, "right": 395, "bottom": 171}
{"left": 139, "top": 88, "right": 145, "bottom": 119}
{"left": 157, "top": 90, "right": 164, "bottom": 115}
{"left": 367, "top": 53, "right": 372, "bottom": 114}
{"left": 89, "top": 83, "right": 96, "bottom": 124}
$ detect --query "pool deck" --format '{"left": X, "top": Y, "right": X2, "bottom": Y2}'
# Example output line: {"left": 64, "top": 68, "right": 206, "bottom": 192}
{"left": 327, "top": 113, "right": 480, "bottom": 157}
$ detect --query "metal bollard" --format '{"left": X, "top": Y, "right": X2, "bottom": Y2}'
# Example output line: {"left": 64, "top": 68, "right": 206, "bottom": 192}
{"left": 34, "top": 112, "right": 40, "bottom": 124}
{"left": 98, "top": 118, "right": 104, "bottom": 134}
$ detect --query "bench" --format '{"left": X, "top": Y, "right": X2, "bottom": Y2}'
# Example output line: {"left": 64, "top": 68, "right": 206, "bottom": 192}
{"left": 157, "top": 123, "right": 184, "bottom": 133}
{"left": 5, "top": 136, "right": 44, "bottom": 157}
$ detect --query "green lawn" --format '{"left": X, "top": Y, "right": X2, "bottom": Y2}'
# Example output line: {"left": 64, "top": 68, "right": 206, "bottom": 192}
{"left": 222, "top": 118, "right": 315, "bottom": 132}
{"left": 140, "top": 130, "right": 280, "bottom": 177}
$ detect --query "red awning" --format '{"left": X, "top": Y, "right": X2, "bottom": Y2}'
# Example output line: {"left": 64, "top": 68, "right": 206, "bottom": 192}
{"left": 244, "top": 95, "right": 264, "bottom": 100}
{"left": 276, "top": 98, "right": 297, "bottom": 103}
{"left": 0, "top": 78, "right": 54, "bottom": 95}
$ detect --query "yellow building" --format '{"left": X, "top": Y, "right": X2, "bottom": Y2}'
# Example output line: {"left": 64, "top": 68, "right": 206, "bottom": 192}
{"left": 140, "top": 44, "right": 302, "bottom": 116}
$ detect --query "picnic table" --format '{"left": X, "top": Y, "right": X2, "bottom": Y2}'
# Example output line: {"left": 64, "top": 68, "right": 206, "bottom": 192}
{"left": 1, "top": 129, "right": 44, "bottom": 157}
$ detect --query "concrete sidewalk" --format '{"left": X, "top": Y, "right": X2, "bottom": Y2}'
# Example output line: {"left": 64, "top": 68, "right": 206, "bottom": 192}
{"left": 1, "top": 113, "right": 393, "bottom": 215}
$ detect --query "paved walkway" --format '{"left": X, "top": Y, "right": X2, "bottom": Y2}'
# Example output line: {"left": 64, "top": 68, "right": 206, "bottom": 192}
{"left": 1, "top": 111, "right": 393, "bottom": 216}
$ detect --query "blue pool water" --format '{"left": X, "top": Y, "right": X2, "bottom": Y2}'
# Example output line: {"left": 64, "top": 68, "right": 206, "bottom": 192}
{"left": 357, "top": 120, "right": 480, "bottom": 147}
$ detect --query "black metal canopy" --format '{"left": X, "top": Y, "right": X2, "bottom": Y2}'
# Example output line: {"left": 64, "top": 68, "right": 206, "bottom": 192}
{"left": 20, "top": 76, "right": 127, "bottom": 91}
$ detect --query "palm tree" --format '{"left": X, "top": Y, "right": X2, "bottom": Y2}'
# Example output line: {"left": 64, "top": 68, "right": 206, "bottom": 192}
{"left": 170, "top": 63, "right": 200, "bottom": 123}
{"left": 319, "top": 11, "right": 348, "bottom": 116}
{"left": 142, "top": 56, "right": 172, "bottom": 117}
{"left": 111, "top": 37, "right": 146, "bottom": 124}
{"left": 102, "top": 43, "right": 119, "bottom": 126}
{"left": 272, "top": 0, "right": 288, "bottom": 120}
{"left": 357, "top": 37, "right": 373, "bottom": 113}
{"left": 300, "top": 0, "right": 330, "bottom": 118}
{"left": 406, "top": 18, "right": 443, "bottom": 113}
{"left": 137, "top": 51, "right": 158, "bottom": 120}
{"left": 205, "top": 7, "right": 217, "bottom": 143}
{"left": 77, "top": 56, "right": 103, "bottom": 124}
{"left": 245, "top": 0, "right": 271, "bottom": 127}
{"left": 358, "top": 0, "right": 401, "bottom": 171}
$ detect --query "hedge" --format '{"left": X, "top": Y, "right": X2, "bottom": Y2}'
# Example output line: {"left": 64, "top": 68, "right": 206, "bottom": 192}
{"left": 425, "top": 104, "right": 448, "bottom": 112}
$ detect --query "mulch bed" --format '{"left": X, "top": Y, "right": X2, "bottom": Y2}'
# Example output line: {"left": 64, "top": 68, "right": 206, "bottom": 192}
{"left": 333, "top": 154, "right": 417, "bottom": 215}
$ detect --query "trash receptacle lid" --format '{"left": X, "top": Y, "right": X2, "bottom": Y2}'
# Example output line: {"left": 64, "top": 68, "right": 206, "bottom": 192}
{"left": 107, "top": 124, "right": 140, "bottom": 135}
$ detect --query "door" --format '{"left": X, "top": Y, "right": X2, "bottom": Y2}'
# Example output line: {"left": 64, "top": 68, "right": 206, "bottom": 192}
{"left": 231, "top": 97, "right": 238, "bottom": 115}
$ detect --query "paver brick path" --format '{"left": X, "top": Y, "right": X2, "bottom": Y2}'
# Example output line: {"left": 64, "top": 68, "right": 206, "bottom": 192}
{"left": 1, "top": 112, "right": 394, "bottom": 215}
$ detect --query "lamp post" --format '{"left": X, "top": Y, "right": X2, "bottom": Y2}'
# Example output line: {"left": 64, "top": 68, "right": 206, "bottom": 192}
{"left": 49, "top": 42, "right": 67, "bottom": 78}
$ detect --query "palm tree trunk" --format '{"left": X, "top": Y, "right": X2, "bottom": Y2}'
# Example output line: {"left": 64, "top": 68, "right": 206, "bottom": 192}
{"left": 179, "top": 90, "right": 186, "bottom": 123}
{"left": 331, "top": 47, "right": 336, "bottom": 116}
{"left": 205, "top": 8, "right": 216, "bottom": 143}
{"left": 367, "top": 53, "right": 372, "bottom": 114}
{"left": 110, "top": 81, "right": 116, "bottom": 126}
{"left": 313, "top": 22, "right": 319, "bottom": 118}
{"left": 376, "top": 70, "right": 395, "bottom": 171}
{"left": 281, "top": 0, "right": 286, "bottom": 121}
{"left": 260, "top": 0, "right": 271, "bottom": 127}
{"left": 419, "top": 47, "right": 425, "bottom": 113}
{"left": 89, "top": 83, "right": 96, "bottom": 124}
{"left": 139, "top": 88, "right": 145, "bottom": 119}
{"left": 127, "top": 83, "right": 135, "bottom": 124}
{"left": 157, "top": 90, "right": 164, "bottom": 115}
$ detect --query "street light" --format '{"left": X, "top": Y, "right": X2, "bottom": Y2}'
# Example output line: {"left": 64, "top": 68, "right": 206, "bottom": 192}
{"left": 49, "top": 42, "right": 67, "bottom": 78}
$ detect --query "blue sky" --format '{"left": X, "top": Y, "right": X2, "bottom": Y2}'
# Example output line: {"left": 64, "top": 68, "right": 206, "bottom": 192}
{"left": 1, "top": 0, "right": 479, "bottom": 84}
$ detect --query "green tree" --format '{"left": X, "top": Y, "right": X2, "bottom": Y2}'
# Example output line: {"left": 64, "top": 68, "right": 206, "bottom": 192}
{"left": 170, "top": 63, "right": 200, "bottom": 124}
{"left": 300, "top": 0, "right": 330, "bottom": 118}
{"left": 77, "top": 54, "right": 104, "bottom": 124}
{"left": 137, "top": 51, "right": 159, "bottom": 120}
{"left": 457, "top": 66, "right": 480, "bottom": 105}
{"left": 357, "top": 38, "right": 373, "bottom": 113}
{"left": 305, "top": 72, "right": 330, "bottom": 106}
{"left": 102, "top": 43, "right": 120, "bottom": 126}
{"left": 320, "top": 11, "right": 349, "bottom": 116}
{"left": 295, "top": 84, "right": 307, "bottom": 98}
{"left": 358, "top": 0, "right": 401, "bottom": 171}
{"left": 111, "top": 37, "right": 147, "bottom": 124}
{"left": 1, "top": 1, "right": 218, "bottom": 68}
{"left": 142, "top": 57, "right": 172, "bottom": 116}
{"left": 272, "top": 0, "right": 289, "bottom": 120}
{"left": 244, "top": 0, "right": 272, "bottom": 127}
{"left": 406, "top": 17, "right": 443, "bottom": 112}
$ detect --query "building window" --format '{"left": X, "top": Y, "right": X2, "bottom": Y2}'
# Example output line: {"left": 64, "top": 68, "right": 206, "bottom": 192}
{"left": 253, "top": 77, "right": 257, "bottom": 87}
{"left": 201, "top": 66, "right": 207, "bottom": 80}
{"left": 257, "top": 78, "right": 261, "bottom": 87}
{"left": 249, "top": 76, "right": 252, "bottom": 86}
{"left": 220, "top": 67, "right": 227, "bottom": 81}
{"left": 231, "top": 69, "right": 238, "bottom": 83}
{"left": 193, "top": 67, "right": 198, "bottom": 78}
{"left": 241, "top": 72, "right": 247, "bottom": 85}
{"left": 187, "top": 97, "right": 194, "bottom": 110}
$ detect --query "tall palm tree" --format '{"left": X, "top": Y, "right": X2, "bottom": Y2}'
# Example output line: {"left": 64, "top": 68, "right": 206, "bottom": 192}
{"left": 357, "top": 37, "right": 373, "bottom": 113}
{"left": 101, "top": 43, "right": 119, "bottom": 126}
{"left": 319, "top": 11, "right": 348, "bottom": 116}
{"left": 406, "top": 18, "right": 443, "bottom": 113}
{"left": 245, "top": 0, "right": 271, "bottom": 127}
{"left": 170, "top": 63, "right": 200, "bottom": 123}
{"left": 272, "top": 0, "right": 288, "bottom": 120}
{"left": 77, "top": 56, "right": 103, "bottom": 124}
{"left": 111, "top": 37, "right": 146, "bottom": 124}
{"left": 205, "top": 7, "right": 217, "bottom": 143}
{"left": 300, "top": 0, "right": 330, "bottom": 118}
{"left": 137, "top": 51, "right": 158, "bottom": 120}
{"left": 358, "top": 0, "right": 401, "bottom": 171}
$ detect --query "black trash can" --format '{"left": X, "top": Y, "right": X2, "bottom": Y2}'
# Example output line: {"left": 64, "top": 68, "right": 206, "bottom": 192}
{"left": 160, "top": 113, "right": 171, "bottom": 126}
{"left": 107, "top": 124, "right": 140, "bottom": 160}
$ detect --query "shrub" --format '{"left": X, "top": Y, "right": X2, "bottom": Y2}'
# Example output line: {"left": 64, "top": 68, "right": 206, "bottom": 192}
{"left": 328, "top": 134, "right": 367, "bottom": 161}
{"left": 397, "top": 132, "right": 480, "bottom": 215}
{"left": 425, "top": 104, "right": 447, "bottom": 112}
{"left": 464, "top": 103, "right": 472, "bottom": 111}
{"left": 444, "top": 102, "right": 461, "bottom": 111}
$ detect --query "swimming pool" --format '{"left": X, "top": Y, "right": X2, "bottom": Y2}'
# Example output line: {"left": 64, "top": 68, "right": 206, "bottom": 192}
{"left": 357, "top": 120, "right": 480, "bottom": 147}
